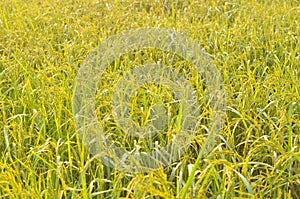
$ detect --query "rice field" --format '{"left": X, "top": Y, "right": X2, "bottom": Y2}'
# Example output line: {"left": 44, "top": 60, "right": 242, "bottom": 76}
{"left": 0, "top": 0, "right": 299, "bottom": 198}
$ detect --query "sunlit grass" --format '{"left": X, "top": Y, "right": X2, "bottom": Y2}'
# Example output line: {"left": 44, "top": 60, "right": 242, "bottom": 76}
{"left": 0, "top": 0, "right": 299, "bottom": 198}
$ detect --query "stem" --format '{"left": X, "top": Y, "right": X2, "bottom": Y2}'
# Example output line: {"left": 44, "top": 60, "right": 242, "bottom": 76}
{"left": 179, "top": 130, "right": 216, "bottom": 199}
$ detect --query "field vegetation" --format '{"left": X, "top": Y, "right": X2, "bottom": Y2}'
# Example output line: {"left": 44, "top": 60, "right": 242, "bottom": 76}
{"left": 0, "top": 0, "right": 299, "bottom": 198}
